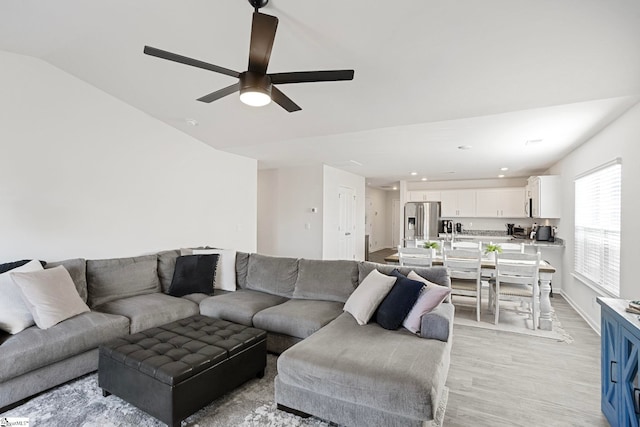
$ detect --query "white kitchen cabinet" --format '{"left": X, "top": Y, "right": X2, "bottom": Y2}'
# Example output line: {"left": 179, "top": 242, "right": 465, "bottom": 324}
{"left": 440, "top": 189, "right": 476, "bottom": 217}
{"left": 407, "top": 191, "right": 441, "bottom": 202}
{"left": 527, "top": 176, "right": 561, "bottom": 218}
{"left": 476, "top": 188, "right": 526, "bottom": 218}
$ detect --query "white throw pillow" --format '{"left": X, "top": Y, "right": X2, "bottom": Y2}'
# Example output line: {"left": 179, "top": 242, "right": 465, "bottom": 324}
{"left": 11, "top": 266, "right": 90, "bottom": 330}
{"left": 0, "top": 260, "right": 43, "bottom": 334}
{"left": 189, "top": 248, "right": 237, "bottom": 291}
{"left": 343, "top": 269, "right": 397, "bottom": 325}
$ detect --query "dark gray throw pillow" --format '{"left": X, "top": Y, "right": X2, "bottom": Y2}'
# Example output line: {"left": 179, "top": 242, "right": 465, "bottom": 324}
{"left": 374, "top": 269, "right": 424, "bottom": 330}
{"left": 168, "top": 254, "right": 219, "bottom": 297}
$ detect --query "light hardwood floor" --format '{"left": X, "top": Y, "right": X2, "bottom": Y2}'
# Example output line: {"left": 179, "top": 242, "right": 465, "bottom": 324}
{"left": 445, "top": 294, "right": 607, "bottom": 427}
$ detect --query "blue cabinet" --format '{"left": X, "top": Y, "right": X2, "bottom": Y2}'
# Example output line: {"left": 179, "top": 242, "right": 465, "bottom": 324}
{"left": 599, "top": 298, "right": 640, "bottom": 427}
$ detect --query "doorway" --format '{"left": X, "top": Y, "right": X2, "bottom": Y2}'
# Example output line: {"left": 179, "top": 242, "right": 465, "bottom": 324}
{"left": 338, "top": 186, "right": 356, "bottom": 260}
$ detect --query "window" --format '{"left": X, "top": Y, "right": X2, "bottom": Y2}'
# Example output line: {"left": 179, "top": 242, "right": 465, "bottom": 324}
{"left": 574, "top": 159, "right": 621, "bottom": 296}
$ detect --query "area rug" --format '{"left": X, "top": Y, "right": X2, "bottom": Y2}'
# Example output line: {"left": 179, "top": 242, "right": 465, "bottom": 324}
{"left": 452, "top": 294, "right": 574, "bottom": 343}
{"left": 2, "top": 355, "right": 447, "bottom": 427}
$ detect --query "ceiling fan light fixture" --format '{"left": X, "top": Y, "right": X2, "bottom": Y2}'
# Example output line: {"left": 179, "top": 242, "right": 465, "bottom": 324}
{"left": 239, "top": 71, "right": 272, "bottom": 107}
{"left": 240, "top": 89, "right": 271, "bottom": 107}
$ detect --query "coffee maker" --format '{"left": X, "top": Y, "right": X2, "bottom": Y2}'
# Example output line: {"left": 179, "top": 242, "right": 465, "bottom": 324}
{"left": 506, "top": 223, "right": 515, "bottom": 235}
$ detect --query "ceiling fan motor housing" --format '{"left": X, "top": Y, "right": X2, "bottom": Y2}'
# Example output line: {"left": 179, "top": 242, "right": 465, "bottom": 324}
{"left": 248, "top": 0, "right": 268, "bottom": 10}
{"left": 240, "top": 71, "right": 272, "bottom": 97}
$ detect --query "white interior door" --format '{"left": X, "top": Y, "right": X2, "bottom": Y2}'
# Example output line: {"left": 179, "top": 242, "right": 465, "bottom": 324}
{"left": 338, "top": 186, "right": 356, "bottom": 260}
{"left": 392, "top": 199, "right": 400, "bottom": 248}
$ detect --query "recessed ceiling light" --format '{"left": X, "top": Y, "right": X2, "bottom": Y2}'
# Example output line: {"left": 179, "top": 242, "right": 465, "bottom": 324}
{"left": 185, "top": 118, "right": 199, "bottom": 126}
{"left": 500, "top": 167, "right": 509, "bottom": 171}
{"left": 410, "top": 172, "right": 417, "bottom": 176}
{"left": 457, "top": 145, "right": 472, "bottom": 150}
{"left": 525, "top": 139, "right": 543, "bottom": 146}
{"left": 392, "top": 186, "right": 398, "bottom": 190}
{"left": 421, "top": 177, "right": 427, "bottom": 181}
{"left": 498, "top": 174, "right": 505, "bottom": 178}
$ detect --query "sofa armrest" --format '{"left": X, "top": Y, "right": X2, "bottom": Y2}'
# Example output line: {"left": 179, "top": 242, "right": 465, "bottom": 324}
{"left": 419, "top": 302, "right": 454, "bottom": 342}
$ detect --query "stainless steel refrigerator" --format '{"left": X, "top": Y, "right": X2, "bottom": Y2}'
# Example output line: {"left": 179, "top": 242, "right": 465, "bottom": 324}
{"left": 404, "top": 202, "right": 441, "bottom": 247}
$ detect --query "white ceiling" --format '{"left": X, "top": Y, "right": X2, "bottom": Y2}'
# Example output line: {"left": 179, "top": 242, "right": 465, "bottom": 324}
{"left": 2, "top": 0, "right": 639, "bottom": 187}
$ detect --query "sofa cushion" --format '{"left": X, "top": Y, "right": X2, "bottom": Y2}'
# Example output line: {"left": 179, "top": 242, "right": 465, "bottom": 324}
{"left": 358, "top": 261, "right": 450, "bottom": 288}
{"left": 277, "top": 312, "right": 451, "bottom": 421}
{"left": 168, "top": 254, "right": 218, "bottom": 297}
{"left": 199, "top": 289, "right": 288, "bottom": 326}
{"left": 46, "top": 258, "right": 88, "bottom": 303}
{"left": 0, "top": 311, "right": 129, "bottom": 383}
{"left": 87, "top": 254, "right": 160, "bottom": 308}
{"left": 293, "top": 259, "right": 358, "bottom": 303}
{"left": 343, "top": 269, "right": 396, "bottom": 325}
{"left": 245, "top": 254, "right": 298, "bottom": 298}
{"left": 157, "top": 249, "right": 180, "bottom": 293}
{"left": 253, "top": 299, "right": 344, "bottom": 339}
{"left": 94, "top": 293, "right": 199, "bottom": 334}
{"left": 235, "top": 252, "right": 250, "bottom": 289}
{"left": 11, "top": 266, "right": 90, "bottom": 330}
{"left": 374, "top": 270, "right": 423, "bottom": 330}
{"left": 0, "top": 260, "right": 44, "bottom": 334}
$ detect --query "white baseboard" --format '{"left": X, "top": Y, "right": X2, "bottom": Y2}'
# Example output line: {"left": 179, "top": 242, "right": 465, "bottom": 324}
{"left": 558, "top": 290, "right": 600, "bottom": 335}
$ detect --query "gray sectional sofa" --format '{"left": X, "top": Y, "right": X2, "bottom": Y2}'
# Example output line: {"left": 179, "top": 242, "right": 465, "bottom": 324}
{"left": 1, "top": 249, "right": 454, "bottom": 427}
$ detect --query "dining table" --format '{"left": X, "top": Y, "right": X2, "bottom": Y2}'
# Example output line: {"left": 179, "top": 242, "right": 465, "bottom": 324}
{"left": 384, "top": 253, "right": 557, "bottom": 331}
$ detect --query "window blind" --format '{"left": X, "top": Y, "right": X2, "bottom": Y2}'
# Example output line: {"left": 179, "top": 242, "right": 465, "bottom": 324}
{"left": 574, "top": 160, "right": 621, "bottom": 296}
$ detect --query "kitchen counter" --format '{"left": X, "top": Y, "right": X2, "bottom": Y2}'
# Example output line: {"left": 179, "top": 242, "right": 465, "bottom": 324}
{"left": 437, "top": 232, "right": 565, "bottom": 247}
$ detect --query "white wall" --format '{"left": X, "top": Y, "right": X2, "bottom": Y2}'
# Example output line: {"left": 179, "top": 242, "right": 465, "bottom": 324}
{"left": 0, "top": 51, "right": 257, "bottom": 261}
{"left": 322, "top": 165, "right": 366, "bottom": 260}
{"left": 257, "top": 166, "right": 324, "bottom": 259}
{"left": 548, "top": 101, "right": 640, "bottom": 331}
{"left": 365, "top": 186, "right": 390, "bottom": 252}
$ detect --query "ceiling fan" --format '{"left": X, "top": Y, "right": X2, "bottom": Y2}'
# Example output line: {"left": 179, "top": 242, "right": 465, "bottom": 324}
{"left": 143, "top": 0, "right": 354, "bottom": 112}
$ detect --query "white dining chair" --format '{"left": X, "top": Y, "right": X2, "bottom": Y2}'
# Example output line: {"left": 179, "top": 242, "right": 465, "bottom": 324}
{"left": 489, "top": 251, "right": 541, "bottom": 329}
{"left": 444, "top": 248, "right": 483, "bottom": 321}
{"left": 398, "top": 245, "right": 434, "bottom": 267}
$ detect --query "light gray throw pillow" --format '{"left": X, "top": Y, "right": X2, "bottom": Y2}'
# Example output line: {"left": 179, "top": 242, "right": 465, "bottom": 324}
{"left": 87, "top": 254, "right": 160, "bottom": 308}
{"left": 343, "top": 269, "right": 397, "bottom": 325}
{"left": 293, "top": 259, "right": 358, "bottom": 303}
{"left": 11, "top": 266, "right": 90, "bottom": 329}
{"left": 45, "top": 258, "right": 88, "bottom": 303}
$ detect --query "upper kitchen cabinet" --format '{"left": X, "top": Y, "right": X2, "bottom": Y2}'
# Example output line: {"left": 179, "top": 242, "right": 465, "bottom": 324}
{"left": 476, "top": 188, "right": 526, "bottom": 218}
{"left": 440, "top": 189, "right": 476, "bottom": 217}
{"left": 407, "top": 191, "right": 441, "bottom": 202}
{"left": 527, "top": 176, "right": 561, "bottom": 218}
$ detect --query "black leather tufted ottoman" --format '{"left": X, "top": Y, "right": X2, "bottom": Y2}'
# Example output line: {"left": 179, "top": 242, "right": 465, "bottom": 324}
{"left": 98, "top": 314, "right": 267, "bottom": 427}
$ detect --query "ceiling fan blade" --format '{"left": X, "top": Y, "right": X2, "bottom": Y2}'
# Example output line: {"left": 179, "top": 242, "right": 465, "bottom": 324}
{"left": 248, "top": 12, "right": 278, "bottom": 74}
{"left": 271, "top": 86, "right": 301, "bottom": 112}
{"left": 196, "top": 82, "right": 240, "bottom": 103}
{"left": 144, "top": 46, "right": 240, "bottom": 78}
{"left": 269, "top": 70, "right": 355, "bottom": 85}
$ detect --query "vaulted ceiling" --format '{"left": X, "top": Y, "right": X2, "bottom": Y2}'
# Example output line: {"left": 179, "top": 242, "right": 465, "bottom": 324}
{"left": 2, "top": 0, "right": 639, "bottom": 186}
